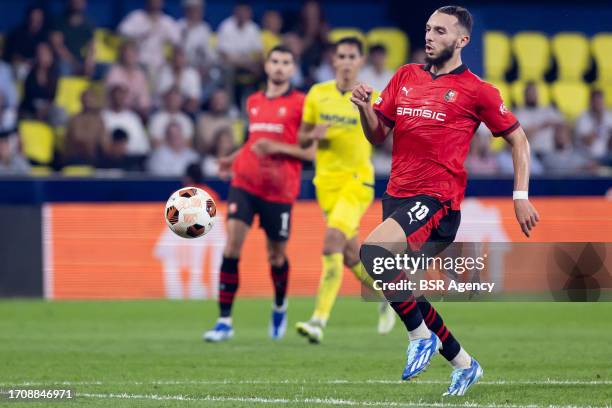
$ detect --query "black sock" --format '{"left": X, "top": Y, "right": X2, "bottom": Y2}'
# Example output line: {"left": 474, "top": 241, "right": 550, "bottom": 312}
{"left": 360, "top": 244, "right": 424, "bottom": 331}
{"left": 416, "top": 295, "right": 461, "bottom": 360}
{"left": 270, "top": 259, "right": 289, "bottom": 307}
{"left": 219, "top": 257, "right": 239, "bottom": 318}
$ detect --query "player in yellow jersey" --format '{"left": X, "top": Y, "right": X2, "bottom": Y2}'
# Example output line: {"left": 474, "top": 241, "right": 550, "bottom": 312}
{"left": 295, "top": 37, "right": 395, "bottom": 343}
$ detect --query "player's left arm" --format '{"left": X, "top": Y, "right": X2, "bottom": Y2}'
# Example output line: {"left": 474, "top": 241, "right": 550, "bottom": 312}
{"left": 502, "top": 127, "right": 540, "bottom": 237}
{"left": 251, "top": 138, "right": 316, "bottom": 161}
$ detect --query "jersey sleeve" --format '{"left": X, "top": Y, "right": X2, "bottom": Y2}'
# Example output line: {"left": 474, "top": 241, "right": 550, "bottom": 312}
{"left": 302, "top": 86, "right": 318, "bottom": 125}
{"left": 373, "top": 68, "right": 403, "bottom": 128}
{"left": 476, "top": 82, "right": 520, "bottom": 137}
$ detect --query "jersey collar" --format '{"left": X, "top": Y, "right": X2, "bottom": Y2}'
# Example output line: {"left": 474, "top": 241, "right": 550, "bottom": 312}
{"left": 422, "top": 63, "right": 468, "bottom": 80}
{"left": 264, "top": 85, "right": 293, "bottom": 99}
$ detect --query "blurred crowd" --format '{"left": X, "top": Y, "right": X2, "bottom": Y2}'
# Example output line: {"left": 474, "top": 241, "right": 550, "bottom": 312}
{"left": 0, "top": 0, "right": 610, "bottom": 177}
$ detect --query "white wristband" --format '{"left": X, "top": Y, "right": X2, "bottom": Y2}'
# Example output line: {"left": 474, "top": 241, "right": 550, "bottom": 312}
{"left": 513, "top": 190, "right": 528, "bottom": 200}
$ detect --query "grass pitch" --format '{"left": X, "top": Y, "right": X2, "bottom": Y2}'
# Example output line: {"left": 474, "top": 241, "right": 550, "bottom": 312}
{"left": 0, "top": 298, "right": 611, "bottom": 407}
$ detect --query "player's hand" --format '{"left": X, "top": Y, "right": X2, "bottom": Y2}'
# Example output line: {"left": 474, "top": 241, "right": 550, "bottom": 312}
{"left": 251, "top": 138, "right": 281, "bottom": 156}
{"left": 217, "top": 156, "right": 233, "bottom": 180}
{"left": 350, "top": 83, "right": 374, "bottom": 109}
{"left": 514, "top": 199, "right": 540, "bottom": 237}
{"left": 311, "top": 124, "right": 329, "bottom": 141}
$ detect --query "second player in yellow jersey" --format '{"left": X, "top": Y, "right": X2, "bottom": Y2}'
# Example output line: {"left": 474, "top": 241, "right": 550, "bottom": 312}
{"left": 296, "top": 37, "right": 395, "bottom": 344}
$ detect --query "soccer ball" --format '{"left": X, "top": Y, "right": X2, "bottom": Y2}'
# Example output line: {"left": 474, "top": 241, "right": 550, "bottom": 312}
{"left": 164, "top": 187, "right": 217, "bottom": 238}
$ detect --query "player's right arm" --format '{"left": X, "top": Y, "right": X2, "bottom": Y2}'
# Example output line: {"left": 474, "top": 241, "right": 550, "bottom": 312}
{"left": 351, "top": 84, "right": 391, "bottom": 145}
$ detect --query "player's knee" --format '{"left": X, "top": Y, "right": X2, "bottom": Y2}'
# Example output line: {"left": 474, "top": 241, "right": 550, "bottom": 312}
{"left": 323, "top": 228, "right": 346, "bottom": 255}
{"left": 343, "top": 246, "right": 360, "bottom": 267}
{"left": 267, "top": 251, "right": 286, "bottom": 268}
{"left": 359, "top": 244, "right": 394, "bottom": 279}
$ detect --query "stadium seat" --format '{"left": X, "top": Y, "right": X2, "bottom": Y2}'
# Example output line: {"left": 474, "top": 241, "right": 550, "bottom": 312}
{"left": 94, "top": 29, "right": 120, "bottom": 64}
{"left": 30, "top": 165, "right": 53, "bottom": 176}
{"left": 18, "top": 120, "right": 55, "bottom": 165}
{"left": 55, "top": 77, "right": 91, "bottom": 116}
{"left": 484, "top": 31, "right": 512, "bottom": 81}
{"left": 485, "top": 80, "right": 511, "bottom": 107}
{"left": 551, "top": 32, "right": 590, "bottom": 81}
{"left": 262, "top": 30, "right": 281, "bottom": 56}
{"left": 510, "top": 81, "right": 551, "bottom": 107}
{"left": 232, "top": 119, "right": 246, "bottom": 144}
{"left": 366, "top": 28, "right": 409, "bottom": 70}
{"left": 512, "top": 32, "right": 551, "bottom": 81}
{"left": 550, "top": 81, "right": 590, "bottom": 121}
{"left": 591, "top": 33, "right": 612, "bottom": 83}
{"left": 62, "top": 165, "right": 95, "bottom": 176}
{"left": 328, "top": 28, "right": 366, "bottom": 45}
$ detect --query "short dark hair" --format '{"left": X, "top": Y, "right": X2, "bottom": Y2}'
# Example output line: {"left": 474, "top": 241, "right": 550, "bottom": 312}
{"left": 369, "top": 44, "right": 387, "bottom": 55}
{"left": 267, "top": 44, "right": 295, "bottom": 61}
{"left": 335, "top": 37, "right": 364, "bottom": 55}
{"left": 436, "top": 5, "right": 473, "bottom": 34}
{"left": 111, "top": 128, "right": 128, "bottom": 142}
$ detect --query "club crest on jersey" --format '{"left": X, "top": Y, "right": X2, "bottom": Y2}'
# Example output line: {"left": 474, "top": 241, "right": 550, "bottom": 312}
{"left": 444, "top": 89, "right": 457, "bottom": 102}
{"left": 374, "top": 96, "right": 382, "bottom": 105}
{"left": 499, "top": 103, "right": 509, "bottom": 115}
{"left": 250, "top": 107, "right": 259, "bottom": 116}
{"left": 278, "top": 106, "right": 287, "bottom": 117}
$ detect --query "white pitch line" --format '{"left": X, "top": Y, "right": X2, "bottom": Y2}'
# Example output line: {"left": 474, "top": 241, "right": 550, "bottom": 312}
{"left": 78, "top": 392, "right": 610, "bottom": 408}
{"left": 1, "top": 379, "right": 610, "bottom": 387}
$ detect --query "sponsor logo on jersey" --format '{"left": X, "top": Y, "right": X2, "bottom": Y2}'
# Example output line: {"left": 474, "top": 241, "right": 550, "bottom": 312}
{"left": 401, "top": 86, "right": 412, "bottom": 96}
{"left": 249, "top": 122, "right": 285, "bottom": 133}
{"left": 444, "top": 89, "right": 457, "bottom": 102}
{"left": 319, "top": 113, "right": 358, "bottom": 125}
{"left": 396, "top": 106, "right": 447, "bottom": 122}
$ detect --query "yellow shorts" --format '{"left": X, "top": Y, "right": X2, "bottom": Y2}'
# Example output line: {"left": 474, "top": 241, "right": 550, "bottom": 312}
{"left": 315, "top": 178, "right": 374, "bottom": 239}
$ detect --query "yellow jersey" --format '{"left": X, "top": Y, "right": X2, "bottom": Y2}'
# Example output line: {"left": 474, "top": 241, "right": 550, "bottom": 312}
{"left": 302, "top": 80, "right": 377, "bottom": 188}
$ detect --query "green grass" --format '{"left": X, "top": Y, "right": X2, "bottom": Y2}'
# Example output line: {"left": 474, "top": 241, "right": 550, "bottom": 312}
{"left": 0, "top": 298, "right": 611, "bottom": 407}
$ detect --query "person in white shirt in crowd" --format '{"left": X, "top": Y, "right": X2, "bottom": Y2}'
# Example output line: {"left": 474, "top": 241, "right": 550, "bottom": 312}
{"left": 541, "top": 125, "right": 598, "bottom": 175}
{"left": 217, "top": 2, "right": 263, "bottom": 103}
{"left": 118, "top": 0, "right": 180, "bottom": 77}
{"left": 514, "top": 82, "right": 565, "bottom": 158}
{"left": 155, "top": 46, "right": 202, "bottom": 115}
{"left": 196, "top": 88, "right": 238, "bottom": 154}
{"left": 105, "top": 40, "right": 152, "bottom": 119}
{"left": 464, "top": 130, "right": 500, "bottom": 175}
{"left": 177, "top": 0, "right": 215, "bottom": 70}
{"left": 202, "top": 126, "right": 236, "bottom": 177}
{"left": 575, "top": 89, "right": 612, "bottom": 162}
{"left": 313, "top": 43, "right": 335, "bottom": 84}
{"left": 282, "top": 32, "right": 305, "bottom": 89}
{"left": 0, "top": 130, "right": 30, "bottom": 175}
{"left": 149, "top": 87, "right": 194, "bottom": 148}
{"left": 147, "top": 121, "right": 199, "bottom": 176}
{"left": 358, "top": 44, "right": 393, "bottom": 93}
{"left": 102, "top": 84, "right": 150, "bottom": 157}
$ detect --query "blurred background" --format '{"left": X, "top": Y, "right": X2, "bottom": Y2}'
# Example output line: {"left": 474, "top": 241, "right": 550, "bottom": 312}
{"left": 0, "top": 0, "right": 610, "bottom": 300}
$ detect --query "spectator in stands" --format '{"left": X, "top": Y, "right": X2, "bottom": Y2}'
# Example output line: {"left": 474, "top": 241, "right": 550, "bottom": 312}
{"left": 19, "top": 42, "right": 62, "bottom": 125}
{"left": 196, "top": 88, "right": 237, "bottom": 154}
{"left": 410, "top": 48, "right": 426, "bottom": 64}
{"left": 49, "top": 0, "right": 95, "bottom": 76}
{"left": 118, "top": 0, "right": 180, "bottom": 77}
{"left": 282, "top": 32, "right": 306, "bottom": 89}
{"left": 0, "top": 130, "right": 30, "bottom": 175}
{"left": 295, "top": 0, "right": 329, "bottom": 84}
{"left": 203, "top": 126, "right": 236, "bottom": 177}
{"left": 575, "top": 89, "right": 612, "bottom": 162}
{"left": 541, "top": 126, "right": 597, "bottom": 175}
{"left": 63, "top": 88, "right": 106, "bottom": 165}
{"left": 149, "top": 87, "right": 194, "bottom": 148}
{"left": 105, "top": 41, "right": 152, "bottom": 119}
{"left": 155, "top": 46, "right": 202, "bottom": 114}
{"left": 102, "top": 84, "right": 150, "bottom": 157}
{"left": 97, "top": 128, "right": 143, "bottom": 171}
{"left": 217, "top": 2, "right": 263, "bottom": 104}
{"left": 358, "top": 44, "right": 394, "bottom": 92}
{"left": 313, "top": 43, "right": 335, "bottom": 83}
{"left": 261, "top": 10, "right": 283, "bottom": 55}
{"left": 0, "top": 45, "right": 18, "bottom": 132}
{"left": 514, "top": 82, "right": 565, "bottom": 158}
{"left": 147, "top": 121, "right": 199, "bottom": 176}
{"left": 4, "top": 5, "right": 49, "bottom": 80}
{"left": 464, "top": 131, "right": 499, "bottom": 175}
{"left": 371, "top": 136, "right": 393, "bottom": 176}
{"left": 178, "top": 0, "right": 215, "bottom": 70}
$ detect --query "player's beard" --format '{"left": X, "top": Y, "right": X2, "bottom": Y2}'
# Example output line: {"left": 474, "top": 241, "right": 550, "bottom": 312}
{"left": 270, "top": 74, "right": 288, "bottom": 86}
{"left": 425, "top": 43, "right": 455, "bottom": 66}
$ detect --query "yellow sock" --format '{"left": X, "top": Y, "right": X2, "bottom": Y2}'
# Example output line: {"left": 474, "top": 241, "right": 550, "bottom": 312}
{"left": 349, "top": 262, "right": 384, "bottom": 299}
{"left": 312, "top": 253, "right": 344, "bottom": 325}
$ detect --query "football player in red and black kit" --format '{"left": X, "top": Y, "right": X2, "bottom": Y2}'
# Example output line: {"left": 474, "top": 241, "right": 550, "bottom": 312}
{"left": 351, "top": 6, "right": 540, "bottom": 396}
{"left": 204, "top": 45, "right": 314, "bottom": 342}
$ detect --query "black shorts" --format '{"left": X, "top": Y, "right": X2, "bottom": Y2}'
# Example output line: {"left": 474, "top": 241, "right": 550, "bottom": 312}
{"left": 382, "top": 193, "right": 461, "bottom": 257}
{"left": 227, "top": 186, "right": 292, "bottom": 242}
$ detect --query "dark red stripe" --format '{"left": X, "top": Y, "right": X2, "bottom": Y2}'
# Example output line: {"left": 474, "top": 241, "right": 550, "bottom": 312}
{"left": 435, "top": 323, "right": 447, "bottom": 338}
{"left": 220, "top": 272, "right": 239, "bottom": 284}
{"left": 425, "top": 307, "right": 436, "bottom": 325}
{"left": 400, "top": 301, "right": 417, "bottom": 315}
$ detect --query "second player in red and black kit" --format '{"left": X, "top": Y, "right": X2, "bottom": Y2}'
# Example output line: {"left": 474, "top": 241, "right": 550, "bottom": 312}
{"left": 204, "top": 45, "right": 316, "bottom": 342}
{"left": 351, "top": 6, "right": 540, "bottom": 397}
